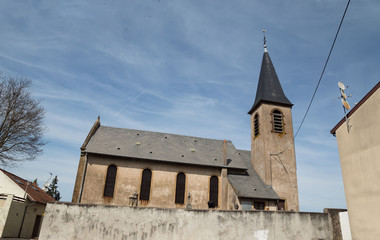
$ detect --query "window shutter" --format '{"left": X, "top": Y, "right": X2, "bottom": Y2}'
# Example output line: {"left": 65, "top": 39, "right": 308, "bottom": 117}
{"left": 254, "top": 114, "right": 259, "bottom": 137}
{"left": 209, "top": 176, "right": 219, "bottom": 207}
{"left": 175, "top": 173, "right": 186, "bottom": 204}
{"left": 104, "top": 165, "right": 117, "bottom": 197}
{"left": 140, "top": 169, "right": 152, "bottom": 200}
{"left": 272, "top": 110, "right": 284, "bottom": 133}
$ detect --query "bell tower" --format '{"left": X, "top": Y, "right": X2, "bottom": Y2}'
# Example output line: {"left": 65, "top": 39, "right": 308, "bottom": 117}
{"left": 248, "top": 39, "right": 299, "bottom": 211}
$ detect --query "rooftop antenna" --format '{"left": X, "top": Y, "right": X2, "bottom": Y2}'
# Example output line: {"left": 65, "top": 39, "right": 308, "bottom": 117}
{"left": 42, "top": 172, "right": 53, "bottom": 191}
{"left": 262, "top": 29, "right": 267, "bottom": 52}
{"left": 338, "top": 81, "right": 352, "bottom": 132}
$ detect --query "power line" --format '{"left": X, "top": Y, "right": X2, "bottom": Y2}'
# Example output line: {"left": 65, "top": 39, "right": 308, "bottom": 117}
{"left": 294, "top": 0, "right": 351, "bottom": 139}
{"left": 276, "top": 0, "right": 351, "bottom": 155}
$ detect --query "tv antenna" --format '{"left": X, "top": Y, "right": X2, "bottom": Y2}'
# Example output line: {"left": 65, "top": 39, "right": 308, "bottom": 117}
{"left": 42, "top": 172, "right": 53, "bottom": 191}
{"left": 338, "top": 81, "right": 351, "bottom": 132}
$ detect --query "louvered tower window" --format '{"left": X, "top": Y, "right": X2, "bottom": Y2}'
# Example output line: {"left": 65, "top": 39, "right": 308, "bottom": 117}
{"left": 140, "top": 169, "right": 152, "bottom": 201}
{"left": 254, "top": 113, "right": 259, "bottom": 138}
{"left": 104, "top": 165, "right": 117, "bottom": 197}
{"left": 272, "top": 110, "right": 284, "bottom": 133}
{"left": 175, "top": 172, "right": 186, "bottom": 204}
{"left": 209, "top": 176, "right": 219, "bottom": 207}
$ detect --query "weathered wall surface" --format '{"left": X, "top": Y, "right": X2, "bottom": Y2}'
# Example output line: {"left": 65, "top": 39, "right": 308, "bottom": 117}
{"left": 80, "top": 154, "right": 225, "bottom": 210}
{"left": 39, "top": 202, "right": 333, "bottom": 240}
{"left": 0, "top": 194, "right": 46, "bottom": 238}
{"left": 0, "top": 195, "right": 24, "bottom": 238}
{"left": 251, "top": 104, "right": 299, "bottom": 211}
{"left": 335, "top": 87, "right": 380, "bottom": 240}
{"left": 20, "top": 201, "right": 46, "bottom": 238}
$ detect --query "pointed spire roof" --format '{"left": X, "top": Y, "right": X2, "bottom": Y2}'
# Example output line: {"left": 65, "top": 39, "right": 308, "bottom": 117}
{"left": 248, "top": 47, "right": 292, "bottom": 114}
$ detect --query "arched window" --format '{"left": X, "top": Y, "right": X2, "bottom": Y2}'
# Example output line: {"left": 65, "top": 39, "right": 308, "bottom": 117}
{"left": 272, "top": 110, "right": 284, "bottom": 133}
{"left": 209, "top": 176, "right": 219, "bottom": 207}
{"left": 175, "top": 172, "right": 186, "bottom": 204}
{"left": 104, "top": 165, "right": 117, "bottom": 197}
{"left": 140, "top": 169, "right": 152, "bottom": 201}
{"left": 254, "top": 113, "right": 259, "bottom": 138}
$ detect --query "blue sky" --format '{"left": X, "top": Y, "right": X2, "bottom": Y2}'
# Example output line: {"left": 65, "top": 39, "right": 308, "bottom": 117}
{"left": 0, "top": 0, "right": 379, "bottom": 212}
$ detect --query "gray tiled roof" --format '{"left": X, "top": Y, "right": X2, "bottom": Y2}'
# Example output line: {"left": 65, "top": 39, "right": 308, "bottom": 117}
{"left": 85, "top": 126, "right": 247, "bottom": 170}
{"left": 228, "top": 150, "right": 280, "bottom": 200}
{"left": 248, "top": 50, "right": 292, "bottom": 114}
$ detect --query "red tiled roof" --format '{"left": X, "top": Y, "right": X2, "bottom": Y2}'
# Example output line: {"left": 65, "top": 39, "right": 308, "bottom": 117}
{"left": 0, "top": 168, "right": 55, "bottom": 204}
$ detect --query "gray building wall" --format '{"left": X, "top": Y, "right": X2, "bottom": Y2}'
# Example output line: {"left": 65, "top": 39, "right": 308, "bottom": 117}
{"left": 40, "top": 202, "right": 336, "bottom": 240}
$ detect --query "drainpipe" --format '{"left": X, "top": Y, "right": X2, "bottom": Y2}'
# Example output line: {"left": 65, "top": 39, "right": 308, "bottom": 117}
{"left": 18, "top": 182, "right": 35, "bottom": 238}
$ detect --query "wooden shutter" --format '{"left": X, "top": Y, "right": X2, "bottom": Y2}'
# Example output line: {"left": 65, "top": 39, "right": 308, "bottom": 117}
{"left": 104, "top": 165, "right": 117, "bottom": 197}
{"left": 209, "top": 176, "right": 219, "bottom": 207}
{"left": 140, "top": 169, "right": 152, "bottom": 200}
{"left": 175, "top": 172, "right": 186, "bottom": 204}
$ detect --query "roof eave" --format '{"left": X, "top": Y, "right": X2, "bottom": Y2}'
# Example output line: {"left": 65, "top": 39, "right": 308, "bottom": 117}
{"left": 85, "top": 151, "right": 248, "bottom": 170}
{"left": 330, "top": 81, "right": 380, "bottom": 135}
{"left": 81, "top": 117, "right": 101, "bottom": 151}
{"left": 248, "top": 100, "right": 294, "bottom": 115}
{"left": 238, "top": 195, "right": 281, "bottom": 200}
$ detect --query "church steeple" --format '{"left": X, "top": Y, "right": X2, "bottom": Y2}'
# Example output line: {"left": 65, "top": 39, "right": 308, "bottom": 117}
{"left": 248, "top": 46, "right": 292, "bottom": 115}
{"left": 248, "top": 35, "right": 299, "bottom": 211}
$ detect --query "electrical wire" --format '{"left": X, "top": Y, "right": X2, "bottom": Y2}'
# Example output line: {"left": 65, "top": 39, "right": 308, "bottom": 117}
{"left": 293, "top": 0, "right": 351, "bottom": 140}
{"left": 275, "top": 0, "right": 351, "bottom": 155}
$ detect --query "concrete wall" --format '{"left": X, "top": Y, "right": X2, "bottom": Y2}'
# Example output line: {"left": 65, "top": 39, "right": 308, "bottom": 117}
{"left": 80, "top": 154, "right": 231, "bottom": 210}
{"left": 0, "top": 196, "right": 11, "bottom": 237}
{"left": 20, "top": 201, "right": 47, "bottom": 238}
{"left": 0, "top": 194, "right": 24, "bottom": 238}
{"left": 0, "top": 194, "right": 46, "bottom": 238}
{"left": 39, "top": 202, "right": 334, "bottom": 240}
{"left": 251, "top": 104, "right": 299, "bottom": 211}
{"left": 335, "top": 87, "right": 380, "bottom": 240}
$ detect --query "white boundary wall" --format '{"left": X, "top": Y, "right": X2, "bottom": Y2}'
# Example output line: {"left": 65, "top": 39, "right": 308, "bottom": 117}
{"left": 40, "top": 202, "right": 334, "bottom": 240}
{"left": 339, "top": 211, "right": 352, "bottom": 240}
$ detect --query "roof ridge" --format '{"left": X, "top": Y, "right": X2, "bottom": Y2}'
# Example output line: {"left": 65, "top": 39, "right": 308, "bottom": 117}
{"left": 100, "top": 125, "right": 233, "bottom": 142}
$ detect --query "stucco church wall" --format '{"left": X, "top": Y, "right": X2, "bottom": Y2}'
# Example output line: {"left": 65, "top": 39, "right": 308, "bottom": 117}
{"left": 39, "top": 202, "right": 335, "bottom": 240}
{"left": 251, "top": 104, "right": 299, "bottom": 211}
{"left": 81, "top": 154, "right": 222, "bottom": 209}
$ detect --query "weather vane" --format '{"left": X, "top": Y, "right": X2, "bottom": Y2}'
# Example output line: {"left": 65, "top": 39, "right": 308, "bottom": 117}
{"left": 262, "top": 29, "right": 267, "bottom": 49}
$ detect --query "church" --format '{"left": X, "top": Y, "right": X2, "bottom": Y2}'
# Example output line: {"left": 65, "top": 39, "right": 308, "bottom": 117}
{"left": 71, "top": 45, "right": 299, "bottom": 212}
